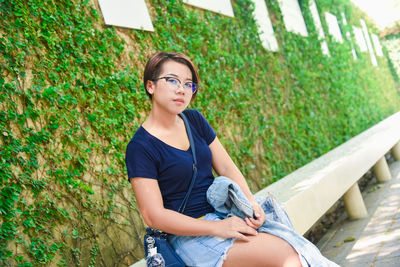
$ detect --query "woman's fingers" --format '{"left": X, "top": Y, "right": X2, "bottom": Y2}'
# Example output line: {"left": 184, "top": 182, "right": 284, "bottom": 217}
{"left": 235, "top": 232, "right": 250, "bottom": 242}
{"left": 216, "top": 216, "right": 258, "bottom": 240}
{"left": 248, "top": 217, "right": 263, "bottom": 228}
{"left": 244, "top": 201, "right": 267, "bottom": 229}
{"left": 235, "top": 218, "right": 258, "bottom": 242}
{"left": 232, "top": 216, "right": 257, "bottom": 235}
{"left": 245, "top": 217, "right": 258, "bottom": 229}
{"left": 251, "top": 201, "right": 266, "bottom": 225}
{"left": 240, "top": 222, "right": 258, "bottom": 236}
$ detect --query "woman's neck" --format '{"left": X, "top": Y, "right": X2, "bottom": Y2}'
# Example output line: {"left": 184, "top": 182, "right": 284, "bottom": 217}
{"left": 144, "top": 106, "right": 181, "bottom": 131}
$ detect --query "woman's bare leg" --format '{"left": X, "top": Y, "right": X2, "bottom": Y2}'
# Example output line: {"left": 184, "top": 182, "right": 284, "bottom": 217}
{"left": 223, "top": 232, "right": 302, "bottom": 267}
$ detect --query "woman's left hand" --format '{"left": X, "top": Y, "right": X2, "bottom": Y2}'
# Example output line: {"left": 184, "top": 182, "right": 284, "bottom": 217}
{"left": 245, "top": 199, "right": 266, "bottom": 230}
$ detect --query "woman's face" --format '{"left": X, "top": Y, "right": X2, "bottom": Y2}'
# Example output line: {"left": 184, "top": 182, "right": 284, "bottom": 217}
{"left": 147, "top": 60, "right": 194, "bottom": 114}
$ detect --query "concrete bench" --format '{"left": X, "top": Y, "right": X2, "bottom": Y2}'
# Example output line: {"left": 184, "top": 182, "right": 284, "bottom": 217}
{"left": 130, "top": 112, "right": 400, "bottom": 266}
{"left": 256, "top": 111, "right": 400, "bottom": 235}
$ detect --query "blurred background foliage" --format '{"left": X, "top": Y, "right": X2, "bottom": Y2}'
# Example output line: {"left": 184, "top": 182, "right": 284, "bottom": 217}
{"left": 1, "top": 0, "right": 399, "bottom": 265}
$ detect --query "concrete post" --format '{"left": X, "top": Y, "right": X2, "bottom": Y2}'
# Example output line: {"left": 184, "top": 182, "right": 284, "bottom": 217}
{"left": 343, "top": 183, "right": 368, "bottom": 219}
{"left": 392, "top": 141, "right": 400, "bottom": 161}
{"left": 373, "top": 156, "right": 392, "bottom": 182}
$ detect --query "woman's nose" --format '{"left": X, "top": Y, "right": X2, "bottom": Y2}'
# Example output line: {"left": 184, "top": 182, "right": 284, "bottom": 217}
{"left": 175, "top": 84, "right": 185, "bottom": 94}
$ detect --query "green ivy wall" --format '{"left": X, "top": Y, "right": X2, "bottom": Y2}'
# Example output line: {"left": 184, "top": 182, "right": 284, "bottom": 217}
{"left": 1, "top": 0, "right": 399, "bottom": 265}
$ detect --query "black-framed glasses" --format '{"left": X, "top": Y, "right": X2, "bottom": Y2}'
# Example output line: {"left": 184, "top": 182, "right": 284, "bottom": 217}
{"left": 153, "top": 76, "right": 198, "bottom": 94}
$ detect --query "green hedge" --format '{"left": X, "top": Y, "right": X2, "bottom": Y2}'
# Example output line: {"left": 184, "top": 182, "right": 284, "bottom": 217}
{"left": 1, "top": 0, "right": 399, "bottom": 265}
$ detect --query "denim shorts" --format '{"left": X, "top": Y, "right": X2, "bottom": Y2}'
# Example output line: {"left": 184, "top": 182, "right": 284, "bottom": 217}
{"left": 168, "top": 213, "right": 236, "bottom": 267}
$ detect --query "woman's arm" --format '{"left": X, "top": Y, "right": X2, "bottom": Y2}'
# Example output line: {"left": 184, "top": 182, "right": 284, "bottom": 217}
{"left": 131, "top": 177, "right": 257, "bottom": 241}
{"left": 209, "top": 137, "right": 254, "bottom": 200}
{"left": 209, "top": 137, "right": 266, "bottom": 228}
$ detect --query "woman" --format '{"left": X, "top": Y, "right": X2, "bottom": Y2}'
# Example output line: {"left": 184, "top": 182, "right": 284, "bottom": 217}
{"left": 125, "top": 51, "right": 302, "bottom": 266}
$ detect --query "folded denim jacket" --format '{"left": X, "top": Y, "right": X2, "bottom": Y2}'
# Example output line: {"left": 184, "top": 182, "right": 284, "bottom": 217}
{"left": 207, "top": 176, "right": 340, "bottom": 267}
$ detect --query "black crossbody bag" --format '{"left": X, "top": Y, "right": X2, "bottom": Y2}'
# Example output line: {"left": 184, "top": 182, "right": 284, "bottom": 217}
{"left": 144, "top": 113, "right": 197, "bottom": 267}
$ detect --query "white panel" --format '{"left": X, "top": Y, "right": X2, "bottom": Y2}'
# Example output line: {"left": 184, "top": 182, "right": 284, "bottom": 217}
{"left": 251, "top": 0, "right": 279, "bottom": 51}
{"left": 342, "top": 13, "right": 357, "bottom": 59}
{"left": 325, "top": 12, "right": 343, "bottom": 43}
{"left": 183, "top": 0, "right": 234, "bottom": 17}
{"left": 341, "top": 12, "right": 348, "bottom": 25}
{"left": 360, "top": 19, "right": 378, "bottom": 66}
{"left": 309, "top": 0, "right": 329, "bottom": 55}
{"left": 384, "top": 38, "right": 400, "bottom": 76}
{"left": 278, "top": 0, "right": 308, "bottom": 37}
{"left": 351, "top": 47, "right": 358, "bottom": 59}
{"left": 346, "top": 32, "right": 358, "bottom": 59}
{"left": 371, "top": 34, "right": 384, "bottom": 57}
{"left": 321, "top": 41, "right": 330, "bottom": 56}
{"left": 353, "top": 26, "right": 368, "bottom": 52}
{"left": 98, "top": 0, "right": 154, "bottom": 31}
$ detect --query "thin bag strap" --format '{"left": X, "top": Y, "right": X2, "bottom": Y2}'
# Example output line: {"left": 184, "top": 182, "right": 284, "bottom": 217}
{"left": 177, "top": 112, "right": 197, "bottom": 213}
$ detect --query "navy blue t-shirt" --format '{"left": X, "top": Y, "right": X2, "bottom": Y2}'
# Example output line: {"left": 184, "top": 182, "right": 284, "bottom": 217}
{"left": 125, "top": 109, "right": 216, "bottom": 218}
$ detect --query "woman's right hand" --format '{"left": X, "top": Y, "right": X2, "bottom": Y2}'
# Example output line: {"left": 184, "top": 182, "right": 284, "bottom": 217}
{"left": 212, "top": 216, "right": 258, "bottom": 242}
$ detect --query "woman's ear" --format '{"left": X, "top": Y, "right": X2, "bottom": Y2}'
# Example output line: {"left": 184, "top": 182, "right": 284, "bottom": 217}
{"left": 146, "top": 80, "right": 155, "bottom": 95}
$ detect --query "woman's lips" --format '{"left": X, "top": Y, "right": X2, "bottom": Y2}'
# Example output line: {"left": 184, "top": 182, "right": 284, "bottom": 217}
{"left": 173, "top": 98, "right": 185, "bottom": 104}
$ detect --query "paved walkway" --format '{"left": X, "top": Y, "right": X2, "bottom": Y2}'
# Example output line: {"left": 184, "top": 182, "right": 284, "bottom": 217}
{"left": 317, "top": 160, "right": 400, "bottom": 266}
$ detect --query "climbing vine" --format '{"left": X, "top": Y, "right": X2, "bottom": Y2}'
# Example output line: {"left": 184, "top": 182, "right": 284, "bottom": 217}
{"left": 0, "top": 0, "right": 399, "bottom": 265}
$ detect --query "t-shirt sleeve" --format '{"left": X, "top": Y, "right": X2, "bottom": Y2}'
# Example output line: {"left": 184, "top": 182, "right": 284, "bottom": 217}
{"left": 125, "top": 140, "right": 158, "bottom": 181}
{"left": 185, "top": 109, "right": 216, "bottom": 145}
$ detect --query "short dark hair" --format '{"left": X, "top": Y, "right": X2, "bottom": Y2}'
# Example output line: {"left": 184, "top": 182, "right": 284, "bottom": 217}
{"left": 143, "top": 51, "right": 199, "bottom": 100}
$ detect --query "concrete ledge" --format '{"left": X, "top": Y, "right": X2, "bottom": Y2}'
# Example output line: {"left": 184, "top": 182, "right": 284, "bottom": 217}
{"left": 256, "top": 112, "right": 400, "bottom": 235}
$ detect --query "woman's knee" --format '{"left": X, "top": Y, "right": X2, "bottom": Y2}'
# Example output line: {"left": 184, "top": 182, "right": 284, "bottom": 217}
{"left": 281, "top": 252, "right": 302, "bottom": 267}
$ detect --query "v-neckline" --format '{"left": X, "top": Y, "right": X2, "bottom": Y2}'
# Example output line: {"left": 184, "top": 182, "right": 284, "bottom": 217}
{"left": 140, "top": 123, "right": 191, "bottom": 152}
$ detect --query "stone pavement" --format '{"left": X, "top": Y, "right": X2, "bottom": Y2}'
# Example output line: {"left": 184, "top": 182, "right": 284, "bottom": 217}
{"left": 317, "top": 160, "right": 400, "bottom": 267}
